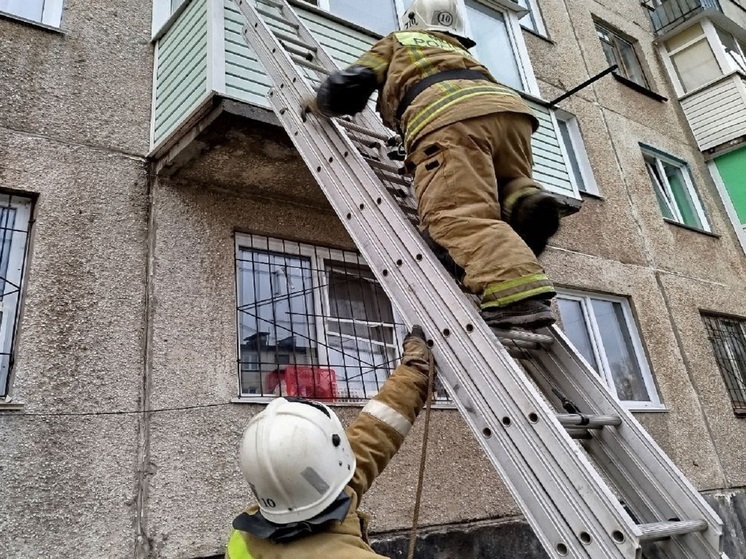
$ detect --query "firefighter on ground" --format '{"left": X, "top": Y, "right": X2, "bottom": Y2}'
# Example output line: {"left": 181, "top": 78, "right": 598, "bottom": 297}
{"left": 306, "top": 0, "right": 561, "bottom": 330}
{"left": 225, "top": 326, "right": 433, "bottom": 559}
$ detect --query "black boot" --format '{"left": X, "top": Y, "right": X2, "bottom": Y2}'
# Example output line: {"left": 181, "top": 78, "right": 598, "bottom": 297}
{"left": 481, "top": 299, "right": 555, "bottom": 330}
{"left": 510, "top": 192, "right": 561, "bottom": 256}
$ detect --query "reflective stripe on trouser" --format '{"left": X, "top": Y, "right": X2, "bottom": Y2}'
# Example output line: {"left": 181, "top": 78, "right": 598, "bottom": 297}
{"left": 405, "top": 112, "right": 555, "bottom": 307}
{"left": 227, "top": 530, "right": 254, "bottom": 559}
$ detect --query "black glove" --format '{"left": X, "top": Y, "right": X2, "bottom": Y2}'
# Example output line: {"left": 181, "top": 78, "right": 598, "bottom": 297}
{"left": 401, "top": 325, "right": 432, "bottom": 375}
{"left": 316, "top": 65, "right": 378, "bottom": 117}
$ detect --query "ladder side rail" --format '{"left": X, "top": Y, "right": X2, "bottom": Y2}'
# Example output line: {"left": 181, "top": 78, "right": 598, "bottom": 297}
{"left": 528, "top": 326, "right": 724, "bottom": 557}
{"left": 234, "top": 1, "right": 654, "bottom": 556}
{"left": 238, "top": 0, "right": 389, "bottom": 137}
{"left": 262, "top": 74, "right": 641, "bottom": 558}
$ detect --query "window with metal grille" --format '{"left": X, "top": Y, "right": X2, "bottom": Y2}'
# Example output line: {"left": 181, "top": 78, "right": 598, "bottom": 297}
{"left": 596, "top": 23, "right": 649, "bottom": 88}
{"left": 0, "top": 194, "right": 33, "bottom": 399}
{"left": 701, "top": 313, "right": 746, "bottom": 415}
{"left": 235, "top": 234, "right": 445, "bottom": 402}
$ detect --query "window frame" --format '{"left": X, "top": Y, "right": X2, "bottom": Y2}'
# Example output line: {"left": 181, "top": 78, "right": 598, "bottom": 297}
{"left": 234, "top": 234, "right": 408, "bottom": 402}
{"left": 0, "top": 0, "right": 64, "bottom": 28}
{"left": 640, "top": 146, "right": 710, "bottom": 232}
{"left": 555, "top": 110, "right": 599, "bottom": 196}
{"left": 556, "top": 290, "right": 662, "bottom": 410}
{"left": 595, "top": 22, "right": 650, "bottom": 88}
{"left": 515, "top": 0, "right": 547, "bottom": 36}
{"left": 0, "top": 194, "right": 33, "bottom": 400}
{"left": 701, "top": 313, "right": 746, "bottom": 415}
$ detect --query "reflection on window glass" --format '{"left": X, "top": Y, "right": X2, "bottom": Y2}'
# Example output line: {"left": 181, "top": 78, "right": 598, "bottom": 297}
{"left": 591, "top": 299, "right": 649, "bottom": 402}
{"left": 670, "top": 40, "right": 722, "bottom": 92}
{"left": 237, "top": 250, "right": 318, "bottom": 396}
{"left": 329, "top": 0, "right": 398, "bottom": 36}
{"left": 557, "top": 299, "right": 598, "bottom": 370}
{"left": 717, "top": 28, "right": 746, "bottom": 73}
{"left": 558, "top": 120, "right": 586, "bottom": 192}
{"left": 556, "top": 293, "right": 658, "bottom": 405}
{"left": 464, "top": 0, "right": 523, "bottom": 90}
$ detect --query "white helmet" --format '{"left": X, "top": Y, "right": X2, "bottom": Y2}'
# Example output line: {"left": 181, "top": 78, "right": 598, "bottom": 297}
{"left": 400, "top": 0, "right": 475, "bottom": 48}
{"left": 238, "top": 397, "right": 356, "bottom": 524}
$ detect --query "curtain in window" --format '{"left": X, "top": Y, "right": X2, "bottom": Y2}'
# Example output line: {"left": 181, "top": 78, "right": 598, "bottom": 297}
{"left": 670, "top": 40, "right": 722, "bottom": 92}
{"left": 325, "top": 263, "right": 397, "bottom": 399}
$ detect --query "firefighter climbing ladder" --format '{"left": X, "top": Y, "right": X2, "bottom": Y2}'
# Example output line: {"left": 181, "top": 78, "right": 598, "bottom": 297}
{"left": 231, "top": 1, "right": 727, "bottom": 557}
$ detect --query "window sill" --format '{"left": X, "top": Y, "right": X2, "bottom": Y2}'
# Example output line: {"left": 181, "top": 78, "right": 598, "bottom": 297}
{"left": 579, "top": 190, "right": 604, "bottom": 201}
{"left": 232, "top": 396, "right": 457, "bottom": 409}
{"left": 625, "top": 405, "right": 669, "bottom": 413}
{"left": 521, "top": 26, "right": 554, "bottom": 45}
{"left": 0, "top": 11, "right": 63, "bottom": 33}
{"left": 612, "top": 73, "right": 667, "bottom": 102}
{"left": 0, "top": 399, "right": 24, "bottom": 411}
{"left": 663, "top": 218, "right": 719, "bottom": 238}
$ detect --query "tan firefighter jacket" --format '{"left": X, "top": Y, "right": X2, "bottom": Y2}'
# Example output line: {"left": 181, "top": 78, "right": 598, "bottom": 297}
{"left": 355, "top": 30, "right": 538, "bottom": 148}
{"left": 225, "top": 361, "right": 431, "bottom": 559}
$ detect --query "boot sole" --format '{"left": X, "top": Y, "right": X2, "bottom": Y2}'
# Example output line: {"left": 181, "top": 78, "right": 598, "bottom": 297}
{"left": 483, "top": 310, "right": 556, "bottom": 330}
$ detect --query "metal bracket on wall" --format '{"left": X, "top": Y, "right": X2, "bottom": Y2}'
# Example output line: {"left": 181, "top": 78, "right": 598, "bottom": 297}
{"left": 548, "top": 64, "right": 619, "bottom": 107}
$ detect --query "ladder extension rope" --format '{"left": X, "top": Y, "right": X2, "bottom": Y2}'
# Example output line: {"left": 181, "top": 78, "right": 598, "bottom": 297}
{"left": 407, "top": 351, "right": 436, "bottom": 559}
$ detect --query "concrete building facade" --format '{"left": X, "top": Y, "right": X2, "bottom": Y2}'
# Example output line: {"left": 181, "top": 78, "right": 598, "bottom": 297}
{"left": 1, "top": 0, "right": 746, "bottom": 558}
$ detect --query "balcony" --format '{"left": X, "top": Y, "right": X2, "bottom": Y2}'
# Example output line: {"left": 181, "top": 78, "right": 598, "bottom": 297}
{"left": 679, "top": 72, "right": 746, "bottom": 151}
{"left": 648, "top": 0, "right": 746, "bottom": 35}
{"left": 149, "top": 0, "right": 582, "bottom": 208}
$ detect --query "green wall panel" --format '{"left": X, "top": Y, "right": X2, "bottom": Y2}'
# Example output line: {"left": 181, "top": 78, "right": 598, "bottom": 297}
{"left": 715, "top": 146, "right": 746, "bottom": 224}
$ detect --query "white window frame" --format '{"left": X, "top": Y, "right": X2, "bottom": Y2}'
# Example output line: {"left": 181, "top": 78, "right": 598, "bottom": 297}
{"left": 556, "top": 290, "right": 662, "bottom": 411}
{"left": 515, "top": 0, "right": 546, "bottom": 36}
{"left": 235, "top": 234, "right": 408, "bottom": 402}
{"left": 660, "top": 21, "right": 746, "bottom": 97}
{"left": 0, "top": 0, "right": 64, "bottom": 27}
{"left": 555, "top": 110, "right": 599, "bottom": 196}
{"left": 0, "top": 195, "right": 33, "bottom": 399}
{"left": 151, "top": 0, "right": 194, "bottom": 37}
{"left": 641, "top": 147, "right": 710, "bottom": 231}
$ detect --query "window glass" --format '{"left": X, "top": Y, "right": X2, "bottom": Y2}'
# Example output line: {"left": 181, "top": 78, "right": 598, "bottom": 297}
{"left": 465, "top": 0, "right": 523, "bottom": 90}
{"left": 558, "top": 119, "right": 587, "bottom": 192}
{"left": 702, "top": 314, "right": 746, "bottom": 412}
{"left": 670, "top": 40, "right": 722, "bottom": 91}
{"left": 515, "top": 0, "right": 540, "bottom": 33}
{"left": 663, "top": 160, "right": 703, "bottom": 229}
{"left": 596, "top": 24, "right": 648, "bottom": 87}
{"left": 557, "top": 299, "right": 598, "bottom": 370}
{"left": 0, "top": 0, "right": 44, "bottom": 21}
{"left": 717, "top": 28, "right": 746, "bottom": 73}
{"left": 664, "top": 22, "right": 704, "bottom": 51}
{"left": 329, "top": 0, "right": 398, "bottom": 35}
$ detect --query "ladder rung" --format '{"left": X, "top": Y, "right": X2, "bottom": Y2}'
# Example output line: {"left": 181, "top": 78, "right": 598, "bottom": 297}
{"left": 638, "top": 519, "right": 708, "bottom": 542}
{"left": 348, "top": 134, "right": 382, "bottom": 149}
{"left": 337, "top": 119, "right": 391, "bottom": 141}
{"left": 363, "top": 157, "right": 404, "bottom": 175}
{"left": 556, "top": 414, "right": 622, "bottom": 429}
{"left": 292, "top": 55, "right": 331, "bottom": 75}
{"left": 498, "top": 338, "right": 541, "bottom": 351}
{"left": 375, "top": 171, "right": 411, "bottom": 188}
{"left": 271, "top": 28, "right": 317, "bottom": 52}
{"left": 490, "top": 329, "right": 554, "bottom": 346}
{"left": 283, "top": 42, "right": 314, "bottom": 61}
{"left": 257, "top": 6, "right": 298, "bottom": 28}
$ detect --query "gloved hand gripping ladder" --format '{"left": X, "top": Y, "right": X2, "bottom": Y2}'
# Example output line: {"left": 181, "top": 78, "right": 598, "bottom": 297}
{"left": 232, "top": 1, "right": 727, "bottom": 557}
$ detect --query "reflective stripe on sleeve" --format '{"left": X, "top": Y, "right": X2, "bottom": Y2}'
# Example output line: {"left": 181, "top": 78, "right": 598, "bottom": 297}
{"left": 227, "top": 530, "right": 254, "bottom": 559}
{"left": 362, "top": 399, "right": 412, "bottom": 437}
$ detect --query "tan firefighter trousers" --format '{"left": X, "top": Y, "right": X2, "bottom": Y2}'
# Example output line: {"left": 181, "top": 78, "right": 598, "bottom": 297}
{"left": 405, "top": 112, "right": 555, "bottom": 309}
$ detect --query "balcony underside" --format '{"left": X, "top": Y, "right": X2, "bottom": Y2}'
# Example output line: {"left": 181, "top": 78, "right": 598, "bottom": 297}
{"left": 153, "top": 97, "right": 331, "bottom": 210}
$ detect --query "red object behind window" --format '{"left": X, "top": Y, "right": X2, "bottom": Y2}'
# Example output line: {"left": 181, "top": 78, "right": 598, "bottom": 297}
{"left": 266, "top": 366, "right": 337, "bottom": 401}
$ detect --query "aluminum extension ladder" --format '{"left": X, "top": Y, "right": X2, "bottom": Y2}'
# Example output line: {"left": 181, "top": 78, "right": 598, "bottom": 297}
{"left": 231, "top": 1, "right": 727, "bottom": 557}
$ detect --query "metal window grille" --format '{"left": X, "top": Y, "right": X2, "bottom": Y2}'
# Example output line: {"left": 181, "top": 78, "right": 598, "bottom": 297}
{"left": 0, "top": 194, "right": 33, "bottom": 398}
{"left": 702, "top": 313, "right": 746, "bottom": 415}
{"left": 235, "top": 234, "right": 447, "bottom": 403}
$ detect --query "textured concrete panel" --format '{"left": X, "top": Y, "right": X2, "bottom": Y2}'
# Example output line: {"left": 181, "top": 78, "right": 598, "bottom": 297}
{"left": 0, "top": 129, "right": 149, "bottom": 558}
{"left": 0, "top": 0, "right": 153, "bottom": 155}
